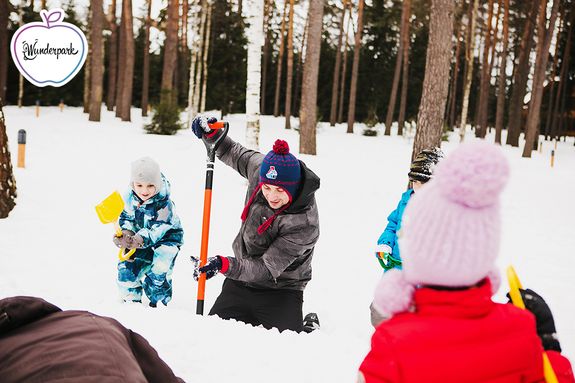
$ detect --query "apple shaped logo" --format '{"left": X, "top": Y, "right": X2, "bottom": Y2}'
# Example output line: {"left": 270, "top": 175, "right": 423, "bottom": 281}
{"left": 10, "top": 9, "right": 87, "bottom": 87}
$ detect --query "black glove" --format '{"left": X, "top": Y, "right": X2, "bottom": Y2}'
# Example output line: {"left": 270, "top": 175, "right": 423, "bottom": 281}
{"left": 507, "top": 288, "right": 561, "bottom": 352}
{"left": 191, "top": 256, "right": 227, "bottom": 281}
{"left": 191, "top": 115, "right": 218, "bottom": 139}
{"left": 113, "top": 230, "right": 143, "bottom": 250}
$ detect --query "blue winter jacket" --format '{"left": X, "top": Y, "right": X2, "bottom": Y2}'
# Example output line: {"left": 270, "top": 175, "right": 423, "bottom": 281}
{"left": 377, "top": 189, "right": 414, "bottom": 263}
{"left": 119, "top": 174, "right": 183, "bottom": 248}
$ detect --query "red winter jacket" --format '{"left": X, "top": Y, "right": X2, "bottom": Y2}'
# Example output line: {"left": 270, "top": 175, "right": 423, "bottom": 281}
{"left": 359, "top": 280, "right": 574, "bottom": 383}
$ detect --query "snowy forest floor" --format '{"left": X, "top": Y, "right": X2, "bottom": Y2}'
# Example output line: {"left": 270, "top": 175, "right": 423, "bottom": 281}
{"left": 1, "top": 105, "right": 574, "bottom": 382}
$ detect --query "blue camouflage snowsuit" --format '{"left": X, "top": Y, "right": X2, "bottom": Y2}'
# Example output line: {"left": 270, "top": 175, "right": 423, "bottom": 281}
{"left": 377, "top": 189, "right": 414, "bottom": 268}
{"left": 117, "top": 175, "right": 183, "bottom": 306}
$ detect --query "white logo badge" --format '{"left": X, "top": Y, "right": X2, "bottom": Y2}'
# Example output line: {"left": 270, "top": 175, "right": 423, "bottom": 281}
{"left": 266, "top": 166, "right": 278, "bottom": 180}
{"left": 10, "top": 9, "right": 88, "bottom": 87}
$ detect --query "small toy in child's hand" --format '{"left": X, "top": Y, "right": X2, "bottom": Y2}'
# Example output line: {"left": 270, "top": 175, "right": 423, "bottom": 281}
{"left": 375, "top": 251, "right": 402, "bottom": 271}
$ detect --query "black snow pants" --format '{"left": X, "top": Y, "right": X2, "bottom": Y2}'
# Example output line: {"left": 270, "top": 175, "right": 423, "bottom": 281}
{"left": 209, "top": 278, "right": 304, "bottom": 333}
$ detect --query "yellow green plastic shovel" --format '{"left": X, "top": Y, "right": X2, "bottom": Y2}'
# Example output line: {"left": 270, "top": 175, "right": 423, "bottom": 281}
{"left": 95, "top": 191, "right": 136, "bottom": 261}
{"left": 507, "top": 266, "right": 558, "bottom": 383}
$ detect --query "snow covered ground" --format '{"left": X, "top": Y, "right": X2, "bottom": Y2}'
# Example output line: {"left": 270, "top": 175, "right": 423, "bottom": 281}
{"left": 1, "top": 105, "right": 574, "bottom": 382}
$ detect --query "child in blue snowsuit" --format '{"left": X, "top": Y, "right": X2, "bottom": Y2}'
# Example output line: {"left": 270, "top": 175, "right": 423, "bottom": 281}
{"left": 375, "top": 148, "right": 443, "bottom": 272}
{"left": 113, "top": 157, "right": 184, "bottom": 307}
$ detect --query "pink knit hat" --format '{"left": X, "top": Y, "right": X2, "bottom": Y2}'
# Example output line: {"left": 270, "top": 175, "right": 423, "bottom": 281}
{"left": 372, "top": 142, "right": 509, "bottom": 318}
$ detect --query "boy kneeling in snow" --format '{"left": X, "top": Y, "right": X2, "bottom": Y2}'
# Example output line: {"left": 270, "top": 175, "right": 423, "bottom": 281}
{"left": 190, "top": 116, "right": 320, "bottom": 333}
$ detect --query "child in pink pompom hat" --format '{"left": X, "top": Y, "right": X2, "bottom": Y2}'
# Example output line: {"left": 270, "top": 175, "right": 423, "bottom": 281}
{"left": 358, "top": 142, "right": 574, "bottom": 383}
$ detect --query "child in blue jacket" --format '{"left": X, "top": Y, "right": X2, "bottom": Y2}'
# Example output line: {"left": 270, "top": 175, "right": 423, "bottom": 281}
{"left": 375, "top": 148, "right": 443, "bottom": 271}
{"left": 113, "top": 157, "right": 184, "bottom": 307}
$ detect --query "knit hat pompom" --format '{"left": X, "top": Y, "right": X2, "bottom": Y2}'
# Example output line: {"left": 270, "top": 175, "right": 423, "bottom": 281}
{"left": 436, "top": 142, "right": 509, "bottom": 209}
{"left": 273, "top": 139, "right": 290, "bottom": 154}
{"left": 372, "top": 269, "right": 415, "bottom": 318}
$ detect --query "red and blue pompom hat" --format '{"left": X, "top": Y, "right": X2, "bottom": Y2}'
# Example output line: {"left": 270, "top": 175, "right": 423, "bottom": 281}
{"left": 241, "top": 140, "right": 302, "bottom": 234}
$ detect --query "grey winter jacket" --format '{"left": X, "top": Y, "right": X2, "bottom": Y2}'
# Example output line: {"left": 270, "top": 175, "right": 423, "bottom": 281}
{"left": 216, "top": 136, "right": 320, "bottom": 291}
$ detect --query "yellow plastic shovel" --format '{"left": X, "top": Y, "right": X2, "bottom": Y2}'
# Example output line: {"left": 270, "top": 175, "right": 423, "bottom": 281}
{"left": 95, "top": 191, "right": 136, "bottom": 261}
{"left": 506, "top": 266, "right": 558, "bottom": 383}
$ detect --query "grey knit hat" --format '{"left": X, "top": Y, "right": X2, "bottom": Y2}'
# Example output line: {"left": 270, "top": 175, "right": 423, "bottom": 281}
{"left": 131, "top": 157, "right": 162, "bottom": 190}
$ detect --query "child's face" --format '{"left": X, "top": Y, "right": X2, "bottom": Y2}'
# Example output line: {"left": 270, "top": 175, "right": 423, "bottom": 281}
{"left": 133, "top": 182, "right": 157, "bottom": 201}
{"left": 261, "top": 183, "right": 290, "bottom": 209}
{"left": 412, "top": 180, "right": 424, "bottom": 192}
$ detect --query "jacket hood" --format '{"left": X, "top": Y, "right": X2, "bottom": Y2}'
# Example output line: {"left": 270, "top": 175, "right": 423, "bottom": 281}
{"left": 0, "top": 296, "right": 61, "bottom": 335}
{"left": 286, "top": 160, "right": 320, "bottom": 213}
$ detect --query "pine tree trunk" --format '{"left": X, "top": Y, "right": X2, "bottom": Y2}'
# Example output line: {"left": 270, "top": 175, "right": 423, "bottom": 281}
{"left": 550, "top": 9, "right": 573, "bottom": 140}
{"left": 273, "top": 1, "right": 288, "bottom": 117}
{"left": 543, "top": 14, "right": 563, "bottom": 140}
{"left": 447, "top": 17, "right": 462, "bottom": 131}
{"left": 284, "top": 0, "right": 295, "bottom": 129}
{"left": 522, "top": 0, "right": 560, "bottom": 158}
{"left": 397, "top": 0, "right": 411, "bottom": 136}
{"left": 17, "top": 2, "right": 24, "bottom": 108}
{"left": 0, "top": 102, "right": 17, "bottom": 218}
{"left": 329, "top": 0, "right": 347, "bottom": 126}
{"left": 292, "top": 17, "right": 308, "bottom": 117}
{"left": 385, "top": 0, "right": 409, "bottom": 135}
{"left": 178, "top": 0, "right": 189, "bottom": 105}
{"left": 117, "top": 0, "right": 134, "bottom": 121}
{"left": 106, "top": 0, "right": 118, "bottom": 111}
{"left": 83, "top": 5, "right": 92, "bottom": 114}
{"left": 347, "top": 0, "right": 365, "bottom": 134}
{"left": 412, "top": 0, "right": 455, "bottom": 159}
{"left": 485, "top": 0, "right": 501, "bottom": 136}
{"left": 260, "top": 0, "right": 272, "bottom": 114}
{"left": 141, "top": 0, "right": 152, "bottom": 117}
{"left": 161, "top": 0, "right": 179, "bottom": 103}
{"left": 338, "top": 8, "right": 351, "bottom": 124}
{"left": 187, "top": 0, "right": 201, "bottom": 123}
{"left": 476, "top": 0, "right": 494, "bottom": 138}
{"left": 115, "top": 0, "right": 126, "bottom": 118}
{"left": 494, "top": 0, "right": 508, "bottom": 144}
{"left": 458, "top": 0, "right": 478, "bottom": 141}
{"left": 506, "top": 0, "right": 537, "bottom": 146}
{"left": 192, "top": 0, "right": 207, "bottom": 115}
{"left": 89, "top": 0, "right": 104, "bottom": 122}
{"left": 0, "top": 0, "right": 8, "bottom": 102}
{"left": 200, "top": 2, "right": 212, "bottom": 113}
{"left": 245, "top": 0, "right": 264, "bottom": 150}
{"left": 299, "top": 0, "right": 324, "bottom": 155}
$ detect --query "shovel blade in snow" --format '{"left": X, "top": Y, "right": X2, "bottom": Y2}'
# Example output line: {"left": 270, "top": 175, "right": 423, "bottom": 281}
{"left": 95, "top": 191, "right": 125, "bottom": 225}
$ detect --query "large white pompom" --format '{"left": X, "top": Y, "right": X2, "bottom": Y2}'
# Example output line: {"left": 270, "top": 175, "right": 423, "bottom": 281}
{"left": 435, "top": 142, "right": 509, "bottom": 209}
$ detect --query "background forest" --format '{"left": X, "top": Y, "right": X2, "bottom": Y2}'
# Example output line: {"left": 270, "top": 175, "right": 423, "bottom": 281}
{"left": 1, "top": 0, "right": 573, "bottom": 141}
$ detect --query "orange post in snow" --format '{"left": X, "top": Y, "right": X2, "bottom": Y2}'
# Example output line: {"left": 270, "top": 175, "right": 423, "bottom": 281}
{"left": 17, "top": 129, "right": 26, "bottom": 168}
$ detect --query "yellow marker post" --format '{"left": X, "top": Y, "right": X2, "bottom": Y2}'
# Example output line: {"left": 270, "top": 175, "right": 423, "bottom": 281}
{"left": 17, "top": 129, "right": 26, "bottom": 168}
{"left": 59, "top": 99, "right": 64, "bottom": 112}
{"left": 506, "top": 266, "right": 558, "bottom": 383}
{"left": 551, "top": 150, "right": 555, "bottom": 168}
{"left": 35, "top": 100, "right": 40, "bottom": 118}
